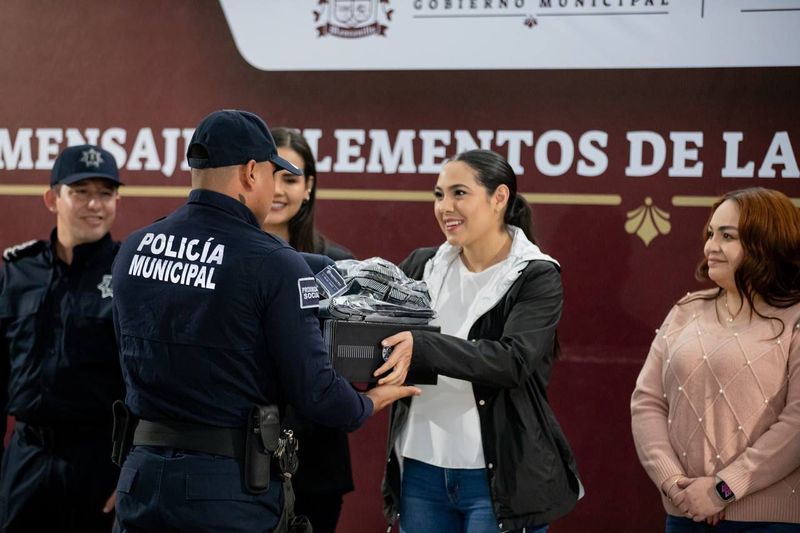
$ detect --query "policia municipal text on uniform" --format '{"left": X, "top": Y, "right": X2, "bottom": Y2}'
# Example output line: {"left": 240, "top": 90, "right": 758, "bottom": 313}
{"left": 111, "top": 109, "right": 420, "bottom": 533}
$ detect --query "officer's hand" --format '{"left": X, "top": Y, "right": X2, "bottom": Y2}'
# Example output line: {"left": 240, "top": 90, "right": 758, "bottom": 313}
{"left": 374, "top": 331, "right": 413, "bottom": 385}
{"left": 366, "top": 384, "right": 421, "bottom": 415}
{"left": 103, "top": 489, "right": 116, "bottom": 514}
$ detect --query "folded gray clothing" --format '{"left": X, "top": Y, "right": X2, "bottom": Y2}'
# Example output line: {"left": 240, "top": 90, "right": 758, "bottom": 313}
{"left": 327, "top": 295, "right": 434, "bottom": 325}
{"left": 331, "top": 257, "right": 435, "bottom": 323}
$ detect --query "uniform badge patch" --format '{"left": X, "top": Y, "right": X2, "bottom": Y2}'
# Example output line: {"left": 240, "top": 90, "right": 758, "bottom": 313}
{"left": 80, "top": 147, "right": 104, "bottom": 168}
{"left": 297, "top": 277, "right": 320, "bottom": 309}
{"left": 97, "top": 275, "right": 113, "bottom": 298}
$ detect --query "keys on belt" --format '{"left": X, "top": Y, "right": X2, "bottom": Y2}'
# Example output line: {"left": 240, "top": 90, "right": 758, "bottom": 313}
{"left": 275, "top": 429, "right": 299, "bottom": 478}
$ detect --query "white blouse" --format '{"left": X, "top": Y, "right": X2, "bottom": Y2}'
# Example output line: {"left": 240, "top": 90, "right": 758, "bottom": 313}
{"left": 397, "top": 255, "right": 509, "bottom": 469}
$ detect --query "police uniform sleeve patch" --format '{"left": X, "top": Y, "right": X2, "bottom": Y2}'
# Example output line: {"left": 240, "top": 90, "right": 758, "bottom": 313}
{"left": 297, "top": 277, "right": 320, "bottom": 309}
{"left": 2, "top": 240, "right": 44, "bottom": 262}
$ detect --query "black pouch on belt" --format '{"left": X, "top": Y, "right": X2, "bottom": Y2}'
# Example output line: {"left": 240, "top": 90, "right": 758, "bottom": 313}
{"left": 111, "top": 400, "right": 136, "bottom": 466}
{"left": 244, "top": 405, "right": 281, "bottom": 493}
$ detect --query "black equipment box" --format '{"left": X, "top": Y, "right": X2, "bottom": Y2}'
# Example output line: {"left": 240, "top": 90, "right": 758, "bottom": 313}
{"left": 323, "top": 320, "right": 439, "bottom": 385}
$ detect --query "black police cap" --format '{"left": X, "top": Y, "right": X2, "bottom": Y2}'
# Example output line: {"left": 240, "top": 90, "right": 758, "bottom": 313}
{"left": 186, "top": 109, "right": 302, "bottom": 175}
{"left": 50, "top": 144, "right": 122, "bottom": 187}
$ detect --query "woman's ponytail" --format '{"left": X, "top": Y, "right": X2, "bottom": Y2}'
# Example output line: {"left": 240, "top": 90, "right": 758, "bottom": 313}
{"left": 505, "top": 193, "right": 535, "bottom": 243}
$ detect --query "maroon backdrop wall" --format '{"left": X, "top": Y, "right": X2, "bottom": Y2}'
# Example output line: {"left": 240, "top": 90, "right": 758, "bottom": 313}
{"left": 0, "top": 2, "right": 798, "bottom": 532}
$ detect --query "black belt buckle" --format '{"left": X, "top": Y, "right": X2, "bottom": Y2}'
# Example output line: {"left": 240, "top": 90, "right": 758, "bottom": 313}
{"left": 23, "top": 424, "right": 55, "bottom": 450}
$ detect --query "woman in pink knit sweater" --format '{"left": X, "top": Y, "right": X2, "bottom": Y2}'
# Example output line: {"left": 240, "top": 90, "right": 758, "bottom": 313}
{"left": 631, "top": 187, "right": 800, "bottom": 532}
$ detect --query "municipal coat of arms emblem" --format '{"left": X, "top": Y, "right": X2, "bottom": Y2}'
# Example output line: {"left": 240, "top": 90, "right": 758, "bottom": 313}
{"left": 314, "top": 0, "right": 394, "bottom": 38}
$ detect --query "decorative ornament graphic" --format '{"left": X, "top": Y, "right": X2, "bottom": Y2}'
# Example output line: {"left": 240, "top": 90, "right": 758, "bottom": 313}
{"left": 314, "top": 0, "right": 393, "bottom": 39}
{"left": 625, "top": 197, "right": 671, "bottom": 246}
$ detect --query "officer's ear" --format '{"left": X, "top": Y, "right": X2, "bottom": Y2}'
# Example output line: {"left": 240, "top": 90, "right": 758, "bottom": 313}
{"left": 239, "top": 160, "right": 258, "bottom": 191}
{"left": 43, "top": 186, "right": 60, "bottom": 213}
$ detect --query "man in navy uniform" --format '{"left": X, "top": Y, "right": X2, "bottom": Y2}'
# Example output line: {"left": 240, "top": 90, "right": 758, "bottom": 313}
{"left": 111, "top": 109, "right": 420, "bottom": 532}
{"left": 0, "top": 145, "right": 124, "bottom": 531}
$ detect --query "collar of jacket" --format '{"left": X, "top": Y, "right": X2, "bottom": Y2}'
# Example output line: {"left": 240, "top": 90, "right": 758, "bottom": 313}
{"left": 48, "top": 228, "right": 115, "bottom": 269}
{"left": 423, "top": 225, "right": 560, "bottom": 314}
{"left": 187, "top": 189, "right": 261, "bottom": 228}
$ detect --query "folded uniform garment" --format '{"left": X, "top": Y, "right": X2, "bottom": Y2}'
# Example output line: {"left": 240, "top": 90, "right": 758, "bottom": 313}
{"left": 317, "top": 257, "right": 435, "bottom": 325}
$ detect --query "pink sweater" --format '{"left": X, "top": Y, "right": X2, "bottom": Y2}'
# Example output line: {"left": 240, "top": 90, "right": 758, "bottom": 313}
{"left": 631, "top": 290, "right": 800, "bottom": 523}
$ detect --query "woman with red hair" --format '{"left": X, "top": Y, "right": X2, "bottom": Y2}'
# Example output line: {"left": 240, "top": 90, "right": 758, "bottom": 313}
{"left": 632, "top": 187, "right": 800, "bottom": 531}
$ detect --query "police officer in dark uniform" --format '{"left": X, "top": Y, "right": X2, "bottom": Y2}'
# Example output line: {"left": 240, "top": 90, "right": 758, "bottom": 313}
{"left": 0, "top": 144, "right": 125, "bottom": 532}
{"left": 111, "top": 109, "right": 420, "bottom": 533}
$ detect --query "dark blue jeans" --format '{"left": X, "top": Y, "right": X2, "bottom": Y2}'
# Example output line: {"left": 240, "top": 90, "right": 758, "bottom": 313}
{"left": 400, "top": 457, "right": 548, "bottom": 533}
{"left": 666, "top": 515, "right": 799, "bottom": 532}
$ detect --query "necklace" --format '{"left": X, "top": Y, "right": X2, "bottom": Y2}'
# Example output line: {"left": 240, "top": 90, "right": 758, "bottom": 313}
{"left": 722, "top": 298, "right": 735, "bottom": 324}
{"left": 719, "top": 292, "right": 743, "bottom": 327}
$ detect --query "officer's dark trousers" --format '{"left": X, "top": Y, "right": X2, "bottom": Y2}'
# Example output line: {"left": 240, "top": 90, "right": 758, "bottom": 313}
{"left": 0, "top": 422, "right": 118, "bottom": 533}
{"left": 115, "top": 446, "right": 283, "bottom": 533}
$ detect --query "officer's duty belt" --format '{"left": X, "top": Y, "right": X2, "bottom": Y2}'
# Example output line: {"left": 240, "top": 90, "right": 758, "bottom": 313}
{"left": 133, "top": 419, "right": 244, "bottom": 460}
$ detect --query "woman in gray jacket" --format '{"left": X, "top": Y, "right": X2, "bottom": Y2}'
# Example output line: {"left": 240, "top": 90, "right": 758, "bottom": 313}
{"left": 377, "top": 150, "right": 582, "bottom": 532}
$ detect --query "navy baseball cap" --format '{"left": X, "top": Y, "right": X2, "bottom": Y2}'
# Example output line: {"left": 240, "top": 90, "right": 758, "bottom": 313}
{"left": 50, "top": 144, "right": 122, "bottom": 187}
{"left": 186, "top": 109, "right": 302, "bottom": 175}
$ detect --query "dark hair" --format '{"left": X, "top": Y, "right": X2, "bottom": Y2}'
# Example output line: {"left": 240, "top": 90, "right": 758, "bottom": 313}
{"left": 270, "top": 127, "right": 327, "bottom": 253}
{"left": 452, "top": 149, "right": 535, "bottom": 242}
{"left": 688, "top": 187, "right": 800, "bottom": 333}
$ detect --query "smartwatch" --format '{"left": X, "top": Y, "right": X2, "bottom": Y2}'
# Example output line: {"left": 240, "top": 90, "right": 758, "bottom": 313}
{"left": 715, "top": 477, "right": 735, "bottom": 502}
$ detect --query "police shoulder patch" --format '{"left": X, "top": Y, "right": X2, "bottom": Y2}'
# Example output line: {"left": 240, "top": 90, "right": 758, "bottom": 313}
{"left": 297, "top": 277, "right": 320, "bottom": 309}
{"left": 2, "top": 240, "right": 45, "bottom": 262}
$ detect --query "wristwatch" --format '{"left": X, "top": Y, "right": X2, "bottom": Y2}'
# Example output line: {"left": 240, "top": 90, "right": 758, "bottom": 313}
{"left": 715, "top": 477, "right": 735, "bottom": 502}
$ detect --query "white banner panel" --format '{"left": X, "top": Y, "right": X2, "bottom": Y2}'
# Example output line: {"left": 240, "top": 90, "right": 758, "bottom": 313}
{"left": 220, "top": 0, "right": 800, "bottom": 71}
